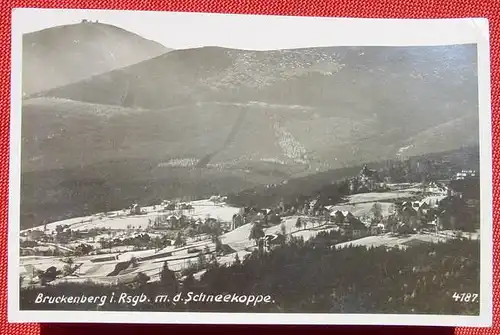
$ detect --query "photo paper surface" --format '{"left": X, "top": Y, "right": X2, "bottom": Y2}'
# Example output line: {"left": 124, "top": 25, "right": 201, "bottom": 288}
{"left": 8, "top": 8, "right": 493, "bottom": 326}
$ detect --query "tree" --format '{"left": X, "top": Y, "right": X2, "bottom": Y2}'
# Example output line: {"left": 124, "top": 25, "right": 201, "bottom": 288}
{"left": 295, "top": 218, "right": 303, "bottom": 231}
{"left": 209, "top": 253, "right": 219, "bottom": 269}
{"left": 214, "top": 237, "right": 223, "bottom": 253}
{"left": 210, "top": 221, "right": 223, "bottom": 243}
{"left": 39, "top": 266, "right": 61, "bottom": 286}
{"left": 174, "top": 232, "right": 186, "bottom": 247}
{"left": 153, "top": 236, "right": 163, "bottom": 252}
{"left": 62, "top": 258, "right": 79, "bottom": 276}
{"left": 183, "top": 273, "right": 196, "bottom": 292}
{"left": 98, "top": 238, "right": 109, "bottom": 250}
{"left": 186, "top": 227, "right": 196, "bottom": 241}
{"left": 233, "top": 253, "right": 241, "bottom": 266}
{"left": 280, "top": 223, "right": 287, "bottom": 236}
{"left": 197, "top": 252, "right": 206, "bottom": 267}
{"left": 371, "top": 202, "right": 383, "bottom": 222}
{"left": 135, "top": 272, "right": 150, "bottom": 287}
{"left": 61, "top": 257, "right": 74, "bottom": 265}
{"left": 129, "top": 256, "right": 139, "bottom": 268}
{"left": 54, "top": 225, "right": 64, "bottom": 238}
{"left": 303, "top": 220, "right": 309, "bottom": 230}
{"left": 388, "top": 203, "right": 396, "bottom": 216}
{"left": 74, "top": 243, "right": 93, "bottom": 256}
{"left": 386, "top": 215, "right": 399, "bottom": 233}
{"left": 160, "top": 261, "right": 179, "bottom": 294}
{"left": 249, "top": 222, "right": 265, "bottom": 246}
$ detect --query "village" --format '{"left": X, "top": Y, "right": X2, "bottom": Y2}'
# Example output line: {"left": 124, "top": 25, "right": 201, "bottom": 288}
{"left": 19, "top": 164, "right": 480, "bottom": 290}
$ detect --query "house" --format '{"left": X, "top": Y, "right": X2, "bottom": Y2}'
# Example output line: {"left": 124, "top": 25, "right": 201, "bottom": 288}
{"left": 178, "top": 215, "right": 188, "bottom": 227}
{"left": 168, "top": 215, "right": 179, "bottom": 228}
{"left": 402, "top": 201, "right": 420, "bottom": 209}
{"left": 419, "top": 202, "right": 431, "bottom": 211}
{"left": 397, "top": 202, "right": 421, "bottom": 229}
{"left": 231, "top": 214, "right": 244, "bottom": 230}
{"left": 348, "top": 219, "right": 369, "bottom": 238}
{"left": 161, "top": 200, "right": 176, "bottom": 211}
{"left": 330, "top": 210, "right": 353, "bottom": 225}
{"left": 328, "top": 210, "right": 369, "bottom": 237}
{"left": 369, "top": 222, "right": 385, "bottom": 235}
{"left": 205, "top": 217, "right": 218, "bottom": 226}
{"left": 455, "top": 170, "right": 477, "bottom": 180}
{"left": 26, "top": 229, "right": 45, "bottom": 242}
{"left": 178, "top": 203, "right": 194, "bottom": 210}
{"left": 209, "top": 195, "right": 226, "bottom": 204}
{"left": 263, "top": 234, "right": 285, "bottom": 250}
{"left": 397, "top": 223, "right": 415, "bottom": 235}
{"left": 422, "top": 220, "right": 439, "bottom": 233}
{"left": 129, "top": 204, "right": 142, "bottom": 215}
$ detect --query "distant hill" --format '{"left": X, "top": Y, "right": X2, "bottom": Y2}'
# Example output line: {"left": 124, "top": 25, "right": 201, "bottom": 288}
{"left": 397, "top": 114, "right": 480, "bottom": 159}
{"left": 22, "top": 21, "right": 170, "bottom": 96}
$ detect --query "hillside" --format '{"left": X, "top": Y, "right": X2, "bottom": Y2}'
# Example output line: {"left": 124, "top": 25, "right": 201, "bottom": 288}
{"left": 37, "top": 45, "right": 478, "bottom": 119}
{"left": 22, "top": 95, "right": 478, "bottom": 176}
{"left": 397, "top": 114, "right": 480, "bottom": 158}
{"left": 20, "top": 44, "right": 481, "bottom": 229}
{"left": 25, "top": 44, "right": 479, "bottom": 173}
{"left": 22, "top": 97, "right": 312, "bottom": 173}
{"left": 22, "top": 21, "right": 170, "bottom": 96}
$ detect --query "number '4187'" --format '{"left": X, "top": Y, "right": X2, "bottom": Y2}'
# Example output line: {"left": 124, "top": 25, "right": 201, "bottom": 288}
{"left": 452, "top": 292, "right": 478, "bottom": 303}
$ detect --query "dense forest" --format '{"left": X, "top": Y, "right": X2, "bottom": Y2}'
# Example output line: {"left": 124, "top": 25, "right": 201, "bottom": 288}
{"left": 21, "top": 234, "right": 479, "bottom": 315}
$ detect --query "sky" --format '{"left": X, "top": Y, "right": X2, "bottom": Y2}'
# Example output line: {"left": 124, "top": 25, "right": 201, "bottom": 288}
{"left": 12, "top": 8, "right": 483, "bottom": 51}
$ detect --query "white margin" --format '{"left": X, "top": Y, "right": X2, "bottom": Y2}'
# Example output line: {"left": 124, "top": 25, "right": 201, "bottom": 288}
{"left": 7, "top": 8, "right": 493, "bottom": 327}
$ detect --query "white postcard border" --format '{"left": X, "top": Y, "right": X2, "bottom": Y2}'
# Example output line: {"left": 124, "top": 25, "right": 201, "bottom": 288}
{"left": 7, "top": 9, "right": 493, "bottom": 327}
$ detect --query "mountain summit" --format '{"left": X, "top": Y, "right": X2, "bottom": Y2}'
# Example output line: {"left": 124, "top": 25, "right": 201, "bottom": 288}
{"left": 22, "top": 20, "right": 170, "bottom": 96}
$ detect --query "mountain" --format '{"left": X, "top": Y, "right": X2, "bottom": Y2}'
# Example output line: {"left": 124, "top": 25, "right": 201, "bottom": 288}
{"left": 22, "top": 21, "right": 170, "bottom": 96}
{"left": 36, "top": 45, "right": 478, "bottom": 113}
{"left": 20, "top": 44, "right": 480, "bottom": 228}
{"left": 26, "top": 44, "right": 479, "bottom": 174}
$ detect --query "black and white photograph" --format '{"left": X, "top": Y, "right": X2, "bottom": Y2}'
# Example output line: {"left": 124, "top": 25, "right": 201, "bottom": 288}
{"left": 8, "top": 9, "right": 492, "bottom": 326}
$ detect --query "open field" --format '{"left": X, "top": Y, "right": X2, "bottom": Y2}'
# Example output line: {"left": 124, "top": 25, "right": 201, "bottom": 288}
{"left": 327, "top": 202, "right": 395, "bottom": 218}
{"left": 21, "top": 201, "right": 241, "bottom": 234}
{"left": 335, "top": 232, "right": 448, "bottom": 250}
{"left": 345, "top": 191, "right": 417, "bottom": 204}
